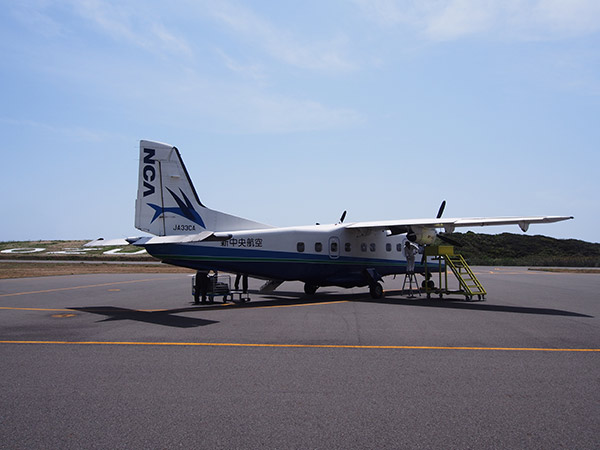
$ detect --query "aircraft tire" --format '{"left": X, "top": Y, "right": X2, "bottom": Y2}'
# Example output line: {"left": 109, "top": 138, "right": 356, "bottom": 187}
{"left": 369, "top": 282, "right": 384, "bottom": 299}
{"left": 304, "top": 283, "right": 318, "bottom": 295}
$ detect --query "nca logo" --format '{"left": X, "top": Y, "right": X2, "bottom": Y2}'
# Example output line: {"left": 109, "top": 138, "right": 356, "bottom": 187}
{"left": 142, "top": 148, "right": 156, "bottom": 197}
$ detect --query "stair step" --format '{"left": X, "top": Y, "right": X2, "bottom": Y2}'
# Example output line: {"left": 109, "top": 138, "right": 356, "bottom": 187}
{"left": 442, "top": 253, "right": 487, "bottom": 296}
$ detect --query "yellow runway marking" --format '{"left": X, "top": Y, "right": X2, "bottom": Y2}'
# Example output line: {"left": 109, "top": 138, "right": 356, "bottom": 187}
{"left": 255, "top": 300, "right": 349, "bottom": 309}
{"left": 0, "top": 277, "right": 185, "bottom": 298}
{"left": 0, "top": 307, "right": 75, "bottom": 312}
{"left": 0, "top": 340, "right": 598, "bottom": 352}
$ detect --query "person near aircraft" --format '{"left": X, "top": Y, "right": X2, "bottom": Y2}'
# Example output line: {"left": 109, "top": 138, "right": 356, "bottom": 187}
{"left": 404, "top": 241, "right": 418, "bottom": 274}
{"left": 234, "top": 273, "right": 248, "bottom": 293}
{"left": 194, "top": 271, "right": 210, "bottom": 304}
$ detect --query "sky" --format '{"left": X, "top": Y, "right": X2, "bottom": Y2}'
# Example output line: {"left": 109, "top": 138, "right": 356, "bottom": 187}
{"left": 1, "top": 0, "right": 598, "bottom": 243}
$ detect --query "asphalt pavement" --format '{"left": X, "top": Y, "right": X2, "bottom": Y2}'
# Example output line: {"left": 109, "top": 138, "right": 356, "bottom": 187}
{"left": 0, "top": 268, "right": 598, "bottom": 449}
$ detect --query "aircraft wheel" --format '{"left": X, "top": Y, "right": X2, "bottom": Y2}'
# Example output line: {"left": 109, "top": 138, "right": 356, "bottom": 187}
{"left": 369, "top": 282, "right": 384, "bottom": 299}
{"left": 304, "top": 283, "right": 318, "bottom": 295}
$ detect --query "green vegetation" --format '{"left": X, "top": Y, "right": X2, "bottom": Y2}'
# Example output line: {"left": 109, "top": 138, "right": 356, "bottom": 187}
{"left": 443, "top": 232, "right": 600, "bottom": 267}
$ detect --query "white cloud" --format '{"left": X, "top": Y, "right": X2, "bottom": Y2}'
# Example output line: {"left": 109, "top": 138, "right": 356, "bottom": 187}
{"left": 531, "top": 0, "right": 600, "bottom": 36}
{"left": 0, "top": 117, "right": 119, "bottom": 142}
{"left": 69, "top": 0, "right": 193, "bottom": 57}
{"left": 354, "top": 0, "right": 600, "bottom": 41}
{"left": 11, "top": 1, "right": 66, "bottom": 38}
{"left": 424, "top": 0, "right": 499, "bottom": 40}
{"left": 215, "top": 49, "right": 266, "bottom": 81}
{"left": 146, "top": 73, "right": 364, "bottom": 133}
{"left": 241, "top": 94, "right": 363, "bottom": 133}
{"left": 205, "top": 0, "right": 356, "bottom": 72}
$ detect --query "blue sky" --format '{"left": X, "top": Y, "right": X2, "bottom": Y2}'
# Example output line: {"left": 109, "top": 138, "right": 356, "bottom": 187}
{"left": 1, "top": 0, "right": 598, "bottom": 243}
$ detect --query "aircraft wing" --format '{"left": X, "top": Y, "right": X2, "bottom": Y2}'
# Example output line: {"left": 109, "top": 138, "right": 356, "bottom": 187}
{"left": 345, "top": 215, "right": 573, "bottom": 234}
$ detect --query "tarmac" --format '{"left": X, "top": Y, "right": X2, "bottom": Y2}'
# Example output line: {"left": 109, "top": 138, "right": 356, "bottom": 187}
{"left": 0, "top": 267, "right": 598, "bottom": 449}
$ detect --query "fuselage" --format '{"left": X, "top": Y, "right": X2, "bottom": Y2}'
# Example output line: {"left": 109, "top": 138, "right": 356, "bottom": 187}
{"left": 133, "top": 140, "right": 572, "bottom": 297}
{"left": 144, "top": 223, "right": 439, "bottom": 288}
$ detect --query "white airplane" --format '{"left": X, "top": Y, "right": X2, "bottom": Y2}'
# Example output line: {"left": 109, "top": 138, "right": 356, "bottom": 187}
{"left": 131, "top": 140, "right": 573, "bottom": 299}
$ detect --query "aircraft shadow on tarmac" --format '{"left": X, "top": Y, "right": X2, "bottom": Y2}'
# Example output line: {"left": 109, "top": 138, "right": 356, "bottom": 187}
{"left": 69, "top": 306, "right": 219, "bottom": 328}
{"left": 69, "top": 290, "right": 591, "bottom": 326}
{"left": 226, "top": 290, "right": 592, "bottom": 318}
{"left": 372, "top": 296, "right": 593, "bottom": 318}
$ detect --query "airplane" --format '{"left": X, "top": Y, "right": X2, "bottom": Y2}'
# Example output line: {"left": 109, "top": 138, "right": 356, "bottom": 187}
{"left": 130, "top": 140, "right": 573, "bottom": 299}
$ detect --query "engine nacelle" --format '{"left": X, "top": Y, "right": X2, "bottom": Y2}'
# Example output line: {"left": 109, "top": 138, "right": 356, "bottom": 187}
{"left": 406, "top": 227, "right": 437, "bottom": 245}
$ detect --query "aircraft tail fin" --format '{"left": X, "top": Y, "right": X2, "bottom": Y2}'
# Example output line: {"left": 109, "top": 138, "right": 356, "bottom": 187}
{"left": 135, "top": 140, "right": 271, "bottom": 236}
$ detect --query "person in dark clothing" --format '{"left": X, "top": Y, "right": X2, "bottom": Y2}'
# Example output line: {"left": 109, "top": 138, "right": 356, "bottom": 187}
{"left": 194, "top": 271, "right": 210, "bottom": 304}
{"left": 234, "top": 273, "right": 248, "bottom": 293}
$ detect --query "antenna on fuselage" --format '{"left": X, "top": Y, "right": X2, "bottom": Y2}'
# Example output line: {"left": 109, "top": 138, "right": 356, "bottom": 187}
{"left": 338, "top": 210, "right": 347, "bottom": 224}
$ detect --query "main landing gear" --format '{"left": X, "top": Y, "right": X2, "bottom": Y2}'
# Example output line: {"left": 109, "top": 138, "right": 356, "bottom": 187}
{"left": 304, "top": 283, "right": 319, "bottom": 295}
{"left": 369, "top": 282, "right": 384, "bottom": 299}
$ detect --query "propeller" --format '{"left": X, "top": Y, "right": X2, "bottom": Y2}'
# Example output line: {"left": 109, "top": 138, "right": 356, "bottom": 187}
{"left": 419, "top": 200, "right": 463, "bottom": 265}
{"left": 434, "top": 200, "right": 462, "bottom": 247}
{"left": 436, "top": 200, "right": 446, "bottom": 219}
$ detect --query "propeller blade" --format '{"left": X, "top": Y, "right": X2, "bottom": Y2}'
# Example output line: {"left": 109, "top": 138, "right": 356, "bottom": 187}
{"left": 436, "top": 200, "right": 446, "bottom": 219}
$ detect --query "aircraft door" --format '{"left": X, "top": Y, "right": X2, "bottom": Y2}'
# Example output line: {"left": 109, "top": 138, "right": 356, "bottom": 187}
{"left": 328, "top": 236, "right": 340, "bottom": 259}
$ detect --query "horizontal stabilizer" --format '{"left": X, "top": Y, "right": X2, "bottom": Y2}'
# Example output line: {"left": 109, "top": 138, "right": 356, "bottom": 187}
{"left": 85, "top": 238, "right": 132, "bottom": 247}
{"left": 131, "top": 231, "right": 232, "bottom": 247}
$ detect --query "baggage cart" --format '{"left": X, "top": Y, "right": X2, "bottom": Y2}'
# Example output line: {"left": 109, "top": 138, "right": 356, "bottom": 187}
{"left": 192, "top": 273, "right": 251, "bottom": 303}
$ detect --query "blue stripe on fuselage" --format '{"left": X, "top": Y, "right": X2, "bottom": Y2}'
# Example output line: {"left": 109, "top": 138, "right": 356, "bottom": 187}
{"left": 143, "top": 243, "right": 440, "bottom": 287}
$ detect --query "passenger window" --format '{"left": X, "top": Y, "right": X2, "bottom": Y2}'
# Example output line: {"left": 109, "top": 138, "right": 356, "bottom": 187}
{"left": 315, "top": 242, "right": 323, "bottom": 252}
{"left": 361, "top": 243, "right": 367, "bottom": 252}
{"left": 397, "top": 243, "right": 402, "bottom": 252}
{"left": 386, "top": 243, "right": 392, "bottom": 252}
{"left": 297, "top": 242, "right": 305, "bottom": 253}
{"left": 370, "top": 243, "right": 376, "bottom": 252}
{"left": 345, "top": 243, "right": 351, "bottom": 252}
{"left": 330, "top": 242, "right": 338, "bottom": 252}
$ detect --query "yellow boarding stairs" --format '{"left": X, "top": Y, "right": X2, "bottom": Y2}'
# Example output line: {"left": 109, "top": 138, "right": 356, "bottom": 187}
{"left": 424, "top": 245, "right": 486, "bottom": 301}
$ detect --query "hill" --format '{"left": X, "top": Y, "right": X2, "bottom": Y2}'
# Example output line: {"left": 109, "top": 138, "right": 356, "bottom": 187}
{"left": 444, "top": 232, "right": 600, "bottom": 267}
